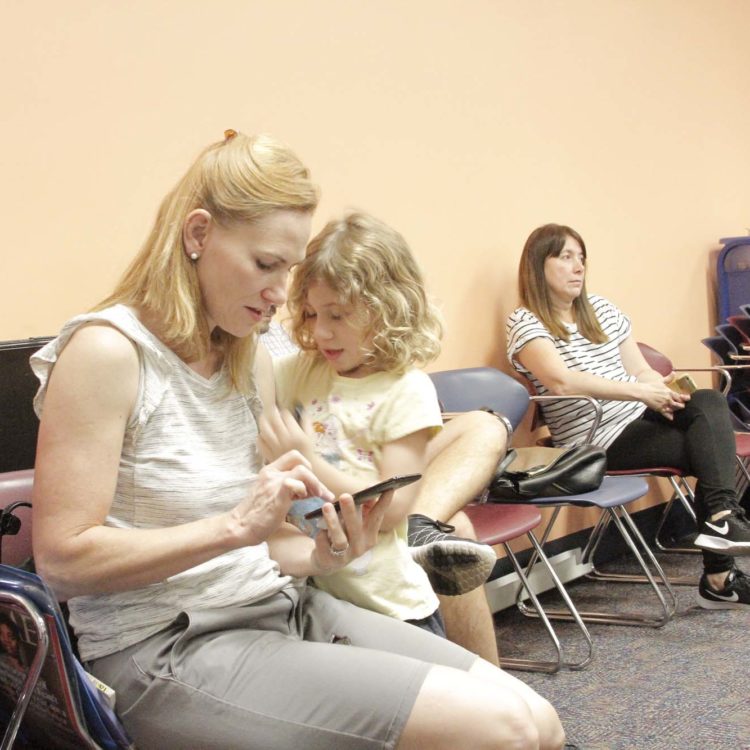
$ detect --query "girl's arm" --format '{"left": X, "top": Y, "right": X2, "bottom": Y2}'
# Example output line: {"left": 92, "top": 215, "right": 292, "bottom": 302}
{"left": 516, "top": 334, "right": 686, "bottom": 415}
{"left": 32, "top": 325, "right": 332, "bottom": 601}
{"left": 258, "top": 406, "right": 431, "bottom": 530}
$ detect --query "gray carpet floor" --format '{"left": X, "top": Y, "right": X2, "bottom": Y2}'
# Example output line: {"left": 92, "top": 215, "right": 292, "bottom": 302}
{"left": 493, "top": 553, "right": 750, "bottom": 750}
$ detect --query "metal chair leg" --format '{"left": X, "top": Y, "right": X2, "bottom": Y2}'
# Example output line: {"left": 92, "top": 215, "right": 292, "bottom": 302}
{"left": 582, "top": 506, "right": 678, "bottom": 624}
{"left": 586, "top": 503, "right": 699, "bottom": 587}
{"left": 501, "top": 534, "right": 593, "bottom": 673}
{"left": 518, "top": 506, "right": 676, "bottom": 628}
{"left": 655, "top": 477, "right": 700, "bottom": 555}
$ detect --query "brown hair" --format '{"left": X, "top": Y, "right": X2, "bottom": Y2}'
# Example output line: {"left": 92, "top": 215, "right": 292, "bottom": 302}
{"left": 518, "top": 223, "right": 606, "bottom": 343}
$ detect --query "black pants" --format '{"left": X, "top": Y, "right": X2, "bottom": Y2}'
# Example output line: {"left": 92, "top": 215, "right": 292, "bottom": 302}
{"left": 607, "top": 389, "right": 738, "bottom": 574}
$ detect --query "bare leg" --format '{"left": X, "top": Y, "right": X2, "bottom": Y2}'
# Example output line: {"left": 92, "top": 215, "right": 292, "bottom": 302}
{"left": 398, "top": 659, "right": 565, "bottom": 750}
{"left": 415, "top": 411, "right": 508, "bottom": 520}
{"left": 439, "top": 586, "right": 500, "bottom": 666}
{"left": 408, "top": 412, "right": 507, "bottom": 596}
{"left": 438, "top": 510, "right": 500, "bottom": 665}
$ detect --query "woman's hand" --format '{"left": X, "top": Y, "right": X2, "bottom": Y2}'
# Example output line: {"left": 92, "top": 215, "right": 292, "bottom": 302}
{"left": 229, "top": 450, "right": 334, "bottom": 546}
{"left": 258, "top": 406, "right": 314, "bottom": 463}
{"left": 310, "top": 490, "right": 394, "bottom": 574}
{"left": 267, "top": 488, "right": 394, "bottom": 577}
{"left": 637, "top": 378, "right": 689, "bottom": 420}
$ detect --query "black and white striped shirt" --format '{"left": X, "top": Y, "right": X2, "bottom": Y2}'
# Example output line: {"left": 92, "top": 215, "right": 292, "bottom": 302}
{"left": 506, "top": 295, "right": 646, "bottom": 449}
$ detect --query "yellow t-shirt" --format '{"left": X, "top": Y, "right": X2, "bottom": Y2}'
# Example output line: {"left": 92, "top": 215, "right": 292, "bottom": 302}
{"left": 274, "top": 353, "right": 442, "bottom": 620}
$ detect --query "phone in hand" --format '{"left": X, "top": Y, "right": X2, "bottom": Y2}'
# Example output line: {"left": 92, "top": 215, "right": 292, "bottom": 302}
{"left": 285, "top": 474, "right": 422, "bottom": 538}
{"left": 303, "top": 474, "right": 422, "bottom": 519}
{"left": 667, "top": 374, "right": 698, "bottom": 395}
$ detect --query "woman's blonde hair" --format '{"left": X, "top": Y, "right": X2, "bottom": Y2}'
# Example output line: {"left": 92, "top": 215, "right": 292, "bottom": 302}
{"left": 518, "top": 223, "right": 607, "bottom": 343}
{"left": 96, "top": 131, "right": 319, "bottom": 392}
{"left": 287, "top": 211, "right": 443, "bottom": 374}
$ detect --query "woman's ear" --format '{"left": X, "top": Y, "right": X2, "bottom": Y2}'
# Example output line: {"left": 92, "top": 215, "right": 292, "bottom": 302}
{"left": 183, "top": 209, "right": 212, "bottom": 261}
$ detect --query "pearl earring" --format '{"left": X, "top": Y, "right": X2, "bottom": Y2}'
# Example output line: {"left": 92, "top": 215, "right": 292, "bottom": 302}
{"left": 190, "top": 252, "right": 199, "bottom": 261}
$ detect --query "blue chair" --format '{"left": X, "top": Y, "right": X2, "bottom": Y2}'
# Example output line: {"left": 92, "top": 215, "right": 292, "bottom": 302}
{"left": 716, "top": 236, "right": 750, "bottom": 321}
{"left": 0, "top": 471, "right": 134, "bottom": 750}
{"left": 430, "top": 367, "right": 676, "bottom": 629}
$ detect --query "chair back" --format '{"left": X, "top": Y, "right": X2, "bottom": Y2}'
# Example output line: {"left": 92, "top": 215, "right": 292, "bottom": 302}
{"left": 429, "top": 367, "right": 530, "bottom": 431}
{"left": 716, "top": 322, "right": 746, "bottom": 353}
{"left": 637, "top": 342, "right": 673, "bottom": 377}
{"left": 0, "top": 338, "right": 51, "bottom": 473}
{"left": 702, "top": 335, "right": 734, "bottom": 365}
{"left": 717, "top": 236, "right": 750, "bottom": 320}
{"left": 727, "top": 315, "right": 750, "bottom": 345}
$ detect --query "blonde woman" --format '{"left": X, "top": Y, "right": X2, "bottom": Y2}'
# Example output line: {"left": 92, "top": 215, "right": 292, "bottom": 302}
{"left": 31, "top": 133, "right": 565, "bottom": 750}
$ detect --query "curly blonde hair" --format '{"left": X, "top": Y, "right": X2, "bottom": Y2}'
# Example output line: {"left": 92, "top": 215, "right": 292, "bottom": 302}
{"left": 288, "top": 212, "right": 443, "bottom": 374}
{"left": 96, "top": 131, "right": 319, "bottom": 393}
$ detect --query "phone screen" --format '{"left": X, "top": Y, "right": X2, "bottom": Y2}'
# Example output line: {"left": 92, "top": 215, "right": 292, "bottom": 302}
{"left": 303, "top": 473, "right": 422, "bottom": 519}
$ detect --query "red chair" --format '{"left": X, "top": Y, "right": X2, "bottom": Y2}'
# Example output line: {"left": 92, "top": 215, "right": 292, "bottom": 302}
{"left": 463, "top": 501, "right": 592, "bottom": 672}
{"left": 634, "top": 343, "right": 749, "bottom": 553}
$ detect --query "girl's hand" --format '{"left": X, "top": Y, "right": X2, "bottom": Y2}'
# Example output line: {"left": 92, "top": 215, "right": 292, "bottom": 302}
{"left": 258, "top": 405, "right": 314, "bottom": 463}
{"left": 310, "top": 490, "right": 394, "bottom": 573}
{"left": 229, "top": 450, "right": 334, "bottom": 546}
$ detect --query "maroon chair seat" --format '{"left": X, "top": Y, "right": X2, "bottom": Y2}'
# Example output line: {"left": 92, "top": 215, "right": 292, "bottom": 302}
{"left": 464, "top": 502, "right": 542, "bottom": 546}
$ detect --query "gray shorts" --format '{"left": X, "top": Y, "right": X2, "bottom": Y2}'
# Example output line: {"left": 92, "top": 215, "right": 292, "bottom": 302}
{"left": 89, "top": 586, "right": 476, "bottom": 750}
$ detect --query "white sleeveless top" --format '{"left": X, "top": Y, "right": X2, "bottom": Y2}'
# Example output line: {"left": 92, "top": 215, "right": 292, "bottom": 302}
{"left": 31, "top": 305, "right": 292, "bottom": 661}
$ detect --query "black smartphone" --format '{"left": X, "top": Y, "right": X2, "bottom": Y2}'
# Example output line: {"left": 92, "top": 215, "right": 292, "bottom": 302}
{"left": 303, "top": 473, "right": 422, "bottom": 519}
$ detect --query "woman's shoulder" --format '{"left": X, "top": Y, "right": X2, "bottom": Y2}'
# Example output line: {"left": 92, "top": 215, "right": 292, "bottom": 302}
{"left": 31, "top": 310, "right": 143, "bottom": 420}
{"left": 507, "top": 304, "right": 534, "bottom": 320}
{"left": 42, "top": 305, "right": 164, "bottom": 358}
{"left": 31, "top": 306, "right": 172, "bottom": 418}
{"left": 506, "top": 306, "right": 552, "bottom": 337}
{"left": 586, "top": 294, "right": 628, "bottom": 324}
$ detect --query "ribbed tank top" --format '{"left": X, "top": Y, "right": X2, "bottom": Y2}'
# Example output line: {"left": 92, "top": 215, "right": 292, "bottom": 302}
{"left": 31, "top": 305, "right": 292, "bottom": 661}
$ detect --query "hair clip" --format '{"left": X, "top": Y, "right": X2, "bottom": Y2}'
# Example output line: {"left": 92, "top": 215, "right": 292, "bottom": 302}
{"left": 224, "top": 129, "right": 238, "bottom": 141}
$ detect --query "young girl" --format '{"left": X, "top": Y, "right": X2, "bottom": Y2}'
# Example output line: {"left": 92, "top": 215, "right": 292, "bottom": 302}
{"left": 258, "top": 211, "right": 448, "bottom": 634}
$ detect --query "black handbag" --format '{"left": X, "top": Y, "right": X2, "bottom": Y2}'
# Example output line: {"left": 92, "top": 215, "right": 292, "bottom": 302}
{"left": 488, "top": 444, "right": 607, "bottom": 500}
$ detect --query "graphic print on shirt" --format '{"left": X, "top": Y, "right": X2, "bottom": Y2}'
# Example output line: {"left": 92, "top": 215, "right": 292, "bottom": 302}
{"left": 305, "top": 396, "right": 376, "bottom": 574}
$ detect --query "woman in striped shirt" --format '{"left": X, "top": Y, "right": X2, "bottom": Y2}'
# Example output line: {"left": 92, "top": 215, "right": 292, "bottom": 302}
{"left": 506, "top": 223, "right": 750, "bottom": 611}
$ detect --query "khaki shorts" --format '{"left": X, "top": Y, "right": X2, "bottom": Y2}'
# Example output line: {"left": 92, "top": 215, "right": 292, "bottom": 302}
{"left": 90, "top": 586, "right": 476, "bottom": 750}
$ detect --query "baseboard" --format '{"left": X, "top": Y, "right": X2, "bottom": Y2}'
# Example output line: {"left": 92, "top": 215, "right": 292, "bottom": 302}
{"left": 484, "top": 548, "right": 592, "bottom": 613}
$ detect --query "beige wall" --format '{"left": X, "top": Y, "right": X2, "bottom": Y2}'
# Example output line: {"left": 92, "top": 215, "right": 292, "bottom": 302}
{"left": 3, "top": 1, "right": 750, "bottom": 534}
